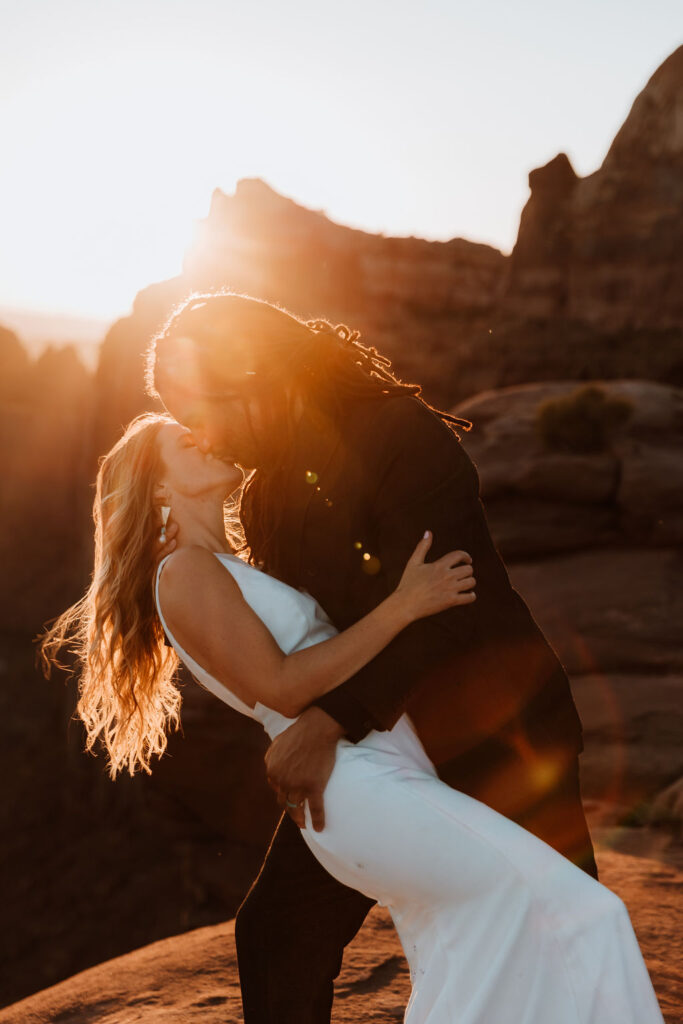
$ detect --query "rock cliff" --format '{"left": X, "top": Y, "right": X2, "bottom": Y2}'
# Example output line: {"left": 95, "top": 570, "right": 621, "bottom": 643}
{"left": 503, "top": 46, "right": 683, "bottom": 332}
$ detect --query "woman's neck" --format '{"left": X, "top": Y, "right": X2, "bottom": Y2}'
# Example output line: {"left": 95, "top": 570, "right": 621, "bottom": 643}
{"left": 169, "top": 495, "right": 232, "bottom": 554}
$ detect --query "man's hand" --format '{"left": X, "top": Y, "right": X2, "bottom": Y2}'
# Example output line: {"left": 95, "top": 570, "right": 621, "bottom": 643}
{"left": 264, "top": 706, "right": 345, "bottom": 832}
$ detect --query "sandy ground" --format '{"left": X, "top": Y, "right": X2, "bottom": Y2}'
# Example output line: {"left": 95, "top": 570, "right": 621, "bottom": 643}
{"left": 1, "top": 836, "right": 680, "bottom": 1023}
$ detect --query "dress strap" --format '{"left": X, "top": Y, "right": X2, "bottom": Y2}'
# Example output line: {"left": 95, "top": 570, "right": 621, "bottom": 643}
{"left": 155, "top": 555, "right": 175, "bottom": 648}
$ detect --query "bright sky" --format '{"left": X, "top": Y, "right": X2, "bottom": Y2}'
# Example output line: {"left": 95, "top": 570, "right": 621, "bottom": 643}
{"left": 1, "top": 0, "right": 681, "bottom": 321}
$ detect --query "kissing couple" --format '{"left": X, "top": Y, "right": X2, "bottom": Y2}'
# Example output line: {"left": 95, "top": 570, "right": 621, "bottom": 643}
{"left": 42, "top": 292, "right": 663, "bottom": 1022}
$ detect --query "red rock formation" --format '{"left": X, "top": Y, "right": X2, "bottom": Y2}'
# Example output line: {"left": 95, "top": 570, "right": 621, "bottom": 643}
{"left": 89, "top": 47, "right": 683, "bottom": 428}
{"left": 454, "top": 378, "right": 683, "bottom": 555}
{"left": 184, "top": 178, "right": 507, "bottom": 321}
{"left": 503, "top": 46, "right": 683, "bottom": 331}
{"left": 453, "top": 378, "right": 683, "bottom": 830}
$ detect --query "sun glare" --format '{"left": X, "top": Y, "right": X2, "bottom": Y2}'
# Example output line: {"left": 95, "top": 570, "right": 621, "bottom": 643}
{"left": 0, "top": 0, "right": 679, "bottom": 319}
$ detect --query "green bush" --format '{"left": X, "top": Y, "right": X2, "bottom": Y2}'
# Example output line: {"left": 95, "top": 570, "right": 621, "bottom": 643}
{"left": 535, "top": 384, "right": 634, "bottom": 453}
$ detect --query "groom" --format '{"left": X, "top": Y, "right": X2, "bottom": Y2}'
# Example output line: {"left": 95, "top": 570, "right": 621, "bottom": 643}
{"left": 148, "top": 291, "right": 597, "bottom": 1023}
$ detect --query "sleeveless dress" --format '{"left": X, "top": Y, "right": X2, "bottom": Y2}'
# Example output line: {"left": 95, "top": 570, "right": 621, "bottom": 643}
{"left": 155, "top": 551, "right": 664, "bottom": 1024}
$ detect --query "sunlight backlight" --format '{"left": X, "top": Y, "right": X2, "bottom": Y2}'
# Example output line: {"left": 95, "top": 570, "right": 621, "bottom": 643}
{"left": 0, "top": 0, "right": 680, "bottom": 320}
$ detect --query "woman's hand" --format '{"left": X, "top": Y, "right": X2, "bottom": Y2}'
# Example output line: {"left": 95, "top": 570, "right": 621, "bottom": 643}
{"left": 394, "top": 531, "right": 476, "bottom": 621}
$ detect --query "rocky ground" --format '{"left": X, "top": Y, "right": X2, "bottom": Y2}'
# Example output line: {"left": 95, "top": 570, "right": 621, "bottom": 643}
{"left": 1, "top": 838, "right": 680, "bottom": 1024}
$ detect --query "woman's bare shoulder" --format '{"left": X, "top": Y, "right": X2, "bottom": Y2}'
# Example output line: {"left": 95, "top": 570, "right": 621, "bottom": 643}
{"left": 159, "top": 547, "right": 240, "bottom": 605}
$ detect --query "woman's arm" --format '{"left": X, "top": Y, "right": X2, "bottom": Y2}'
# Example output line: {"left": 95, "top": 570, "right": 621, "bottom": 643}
{"left": 158, "top": 538, "right": 475, "bottom": 719}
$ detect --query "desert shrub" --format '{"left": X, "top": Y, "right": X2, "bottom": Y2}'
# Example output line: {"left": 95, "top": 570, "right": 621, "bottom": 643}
{"left": 535, "top": 384, "right": 633, "bottom": 453}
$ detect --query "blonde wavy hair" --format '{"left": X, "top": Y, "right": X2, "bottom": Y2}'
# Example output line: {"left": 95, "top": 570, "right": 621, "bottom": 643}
{"left": 39, "top": 412, "right": 240, "bottom": 779}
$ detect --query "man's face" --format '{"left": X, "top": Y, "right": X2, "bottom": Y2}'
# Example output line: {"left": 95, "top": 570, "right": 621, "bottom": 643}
{"left": 155, "top": 333, "right": 272, "bottom": 469}
{"left": 160, "top": 384, "right": 267, "bottom": 471}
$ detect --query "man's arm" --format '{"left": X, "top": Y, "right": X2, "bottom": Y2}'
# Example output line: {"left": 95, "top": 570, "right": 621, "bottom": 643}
{"left": 313, "top": 405, "right": 481, "bottom": 737}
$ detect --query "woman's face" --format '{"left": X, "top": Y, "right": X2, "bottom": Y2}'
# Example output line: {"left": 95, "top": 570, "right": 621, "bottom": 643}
{"left": 156, "top": 422, "right": 243, "bottom": 500}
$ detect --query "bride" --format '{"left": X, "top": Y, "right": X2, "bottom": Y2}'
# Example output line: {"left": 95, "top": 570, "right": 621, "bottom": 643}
{"left": 40, "top": 412, "right": 664, "bottom": 1023}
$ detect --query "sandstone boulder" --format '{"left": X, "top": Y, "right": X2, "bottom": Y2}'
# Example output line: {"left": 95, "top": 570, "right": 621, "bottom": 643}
{"left": 569, "top": 673, "right": 683, "bottom": 816}
{"left": 453, "top": 379, "right": 683, "bottom": 556}
{"left": 508, "top": 548, "right": 683, "bottom": 676}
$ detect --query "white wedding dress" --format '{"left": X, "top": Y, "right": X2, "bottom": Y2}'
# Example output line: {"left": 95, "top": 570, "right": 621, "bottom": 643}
{"left": 155, "top": 551, "right": 664, "bottom": 1024}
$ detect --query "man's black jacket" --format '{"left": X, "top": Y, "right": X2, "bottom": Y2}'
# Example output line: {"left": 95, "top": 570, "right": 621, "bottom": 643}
{"left": 254, "top": 393, "right": 584, "bottom": 769}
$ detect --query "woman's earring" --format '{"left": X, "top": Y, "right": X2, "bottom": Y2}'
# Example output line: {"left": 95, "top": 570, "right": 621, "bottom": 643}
{"left": 159, "top": 505, "right": 171, "bottom": 544}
